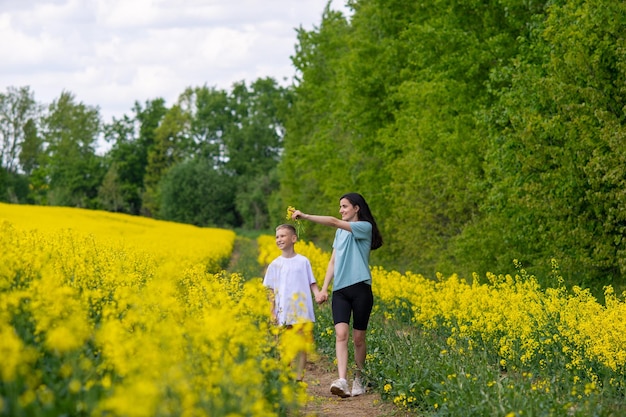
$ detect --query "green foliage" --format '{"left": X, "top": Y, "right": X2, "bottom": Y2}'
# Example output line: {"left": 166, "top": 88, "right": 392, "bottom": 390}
{"left": 225, "top": 79, "right": 287, "bottom": 178}
{"left": 97, "top": 162, "right": 126, "bottom": 212}
{"left": 471, "top": 0, "right": 626, "bottom": 284}
{"left": 278, "top": 0, "right": 626, "bottom": 289}
{"left": 280, "top": 0, "right": 538, "bottom": 275}
{"left": 277, "top": 7, "right": 357, "bottom": 241}
{"left": 18, "top": 118, "right": 42, "bottom": 178}
{"left": 0, "top": 86, "right": 41, "bottom": 203}
{"left": 225, "top": 78, "right": 291, "bottom": 230}
{"left": 159, "top": 158, "right": 237, "bottom": 227}
{"left": 362, "top": 317, "right": 616, "bottom": 416}
{"left": 0, "top": 86, "right": 39, "bottom": 175}
{"left": 373, "top": 0, "right": 537, "bottom": 274}
{"left": 0, "top": 168, "right": 29, "bottom": 203}
{"left": 139, "top": 80, "right": 289, "bottom": 229}
{"left": 41, "top": 91, "right": 105, "bottom": 208}
{"left": 182, "top": 86, "right": 231, "bottom": 165}
{"left": 142, "top": 104, "right": 192, "bottom": 217}
{"left": 101, "top": 98, "right": 167, "bottom": 214}
{"left": 235, "top": 169, "right": 279, "bottom": 230}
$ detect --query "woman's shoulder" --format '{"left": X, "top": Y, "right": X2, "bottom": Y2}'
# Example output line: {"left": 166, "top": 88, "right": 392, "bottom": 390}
{"left": 352, "top": 221, "right": 372, "bottom": 230}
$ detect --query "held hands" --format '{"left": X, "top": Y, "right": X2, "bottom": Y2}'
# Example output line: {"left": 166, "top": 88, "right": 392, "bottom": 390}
{"left": 315, "top": 289, "right": 328, "bottom": 304}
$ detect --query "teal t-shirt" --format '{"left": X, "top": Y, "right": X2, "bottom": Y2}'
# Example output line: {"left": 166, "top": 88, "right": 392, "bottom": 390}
{"left": 332, "top": 221, "right": 372, "bottom": 291}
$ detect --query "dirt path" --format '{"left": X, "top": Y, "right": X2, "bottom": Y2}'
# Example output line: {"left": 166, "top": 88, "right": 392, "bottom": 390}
{"left": 299, "top": 354, "right": 413, "bottom": 417}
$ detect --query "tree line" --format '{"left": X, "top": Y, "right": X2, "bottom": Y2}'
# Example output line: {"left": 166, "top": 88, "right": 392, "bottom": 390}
{"left": 2, "top": 0, "right": 625, "bottom": 290}
{"left": 279, "top": 0, "right": 626, "bottom": 291}
{"left": 0, "top": 79, "right": 290, "bottom": 230}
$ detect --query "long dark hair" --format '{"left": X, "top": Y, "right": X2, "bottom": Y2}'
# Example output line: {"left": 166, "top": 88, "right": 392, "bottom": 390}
{"left": 341, "top": 192, "right": 383, "bottom": 250}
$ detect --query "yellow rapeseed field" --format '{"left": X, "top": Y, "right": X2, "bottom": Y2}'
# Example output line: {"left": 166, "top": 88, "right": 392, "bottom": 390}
{"left": 369, "top": 265, "right": 626, "bottom": 391}
{"left": 257, "top": 233, "right": 626, "bottom": 406}
{"left": 0, "top": 203, "right": 307, "bottom": 416}
{"left": 0, "top": 203, "right": 234, "bottom": 270}
{"left": 5, "top": 202, "right": 626, "bottom": 415}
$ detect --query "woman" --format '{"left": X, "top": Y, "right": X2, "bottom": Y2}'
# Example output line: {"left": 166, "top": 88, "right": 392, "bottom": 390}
{"left": 291, "top": 192, "right": 383, "bottom": 398}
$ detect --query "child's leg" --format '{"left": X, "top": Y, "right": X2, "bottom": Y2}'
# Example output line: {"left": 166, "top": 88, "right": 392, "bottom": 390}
{"left": 295, "top": 350, "right": 306, "bottom": 381}
{"left": 294, "top": 322, "right": 314, "bottom": 381}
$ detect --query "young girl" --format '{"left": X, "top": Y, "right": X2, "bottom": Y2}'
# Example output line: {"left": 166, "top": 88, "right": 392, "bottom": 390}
{"left": 291, "top": 193, "right": 382, "bottom": 397}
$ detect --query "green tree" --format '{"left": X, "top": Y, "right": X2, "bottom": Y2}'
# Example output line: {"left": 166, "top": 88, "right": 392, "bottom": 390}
{"left": 40, "top": 91, "right": 104, "bottom": 207}
{"left": 142, "top": 104, "right": 191, "bottom": 217}
{"left": 17, "top": 118, "right": 42, "bottom": 204}
{"left": 278, "top": 6, "right": 353, "bottom": 236}
{"left": 101, "top": 98, "right": 167, "bottom": 214}
{"left": 19, "top": 118, "right": 43, "bottom": 177}
{"left": 97, "top": 162, "right": 125, "bottom": 212}
{"left": 475, "top": 0, "right": 626, "bottom": 286}
{"left": 179, "top": 85, "right": 232, "bottom": 165}
{"left": 225, "top": 79, "right": 288, "bottom": 177}
{"left": 280, "top": 0, "right": 549, "bottom": 275}
{"left": 226, "top": 78, "right": 291, "bottom": 229}
{"left": 159, "top": 157, "right": 237, "bottom": 227}
{"left": 0, "top": 86, "right": 39, "bottom": 173}
{"left": 235, "top": 168, "right": 279, "bottom": 230}
{"left": 0, "top": 86, "right": 41, "bottom": 202}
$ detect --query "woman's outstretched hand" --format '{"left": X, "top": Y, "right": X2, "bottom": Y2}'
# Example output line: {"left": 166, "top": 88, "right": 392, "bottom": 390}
{"left": 291, "top": 209, "right": 304, "bottom": 221}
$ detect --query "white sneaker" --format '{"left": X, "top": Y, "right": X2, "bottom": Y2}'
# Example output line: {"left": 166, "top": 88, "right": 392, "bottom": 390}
{"left": 351, "top": 377, "right": 365, "bottom": 397}
{"left": 330, "top": 378, "right": 350, "bottom": 398}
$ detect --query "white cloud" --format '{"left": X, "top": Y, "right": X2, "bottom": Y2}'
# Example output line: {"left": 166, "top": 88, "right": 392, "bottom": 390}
{"left": 0, "top": 0, "right": 350, "bottom": 121}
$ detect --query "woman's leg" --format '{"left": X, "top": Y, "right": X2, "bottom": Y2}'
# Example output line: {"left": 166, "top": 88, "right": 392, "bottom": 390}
{"left": 332, "top": 289, "right": 352, "bottom": 381}
{"left": 351, "top": 328, "right": 368, "bottom": 396}
{"left": 330, "top": 321, "right": 352, "bottom": 397}
{"left": 335, "top": 322, "right": 350, "bottom": 379}
{"left": 351, "top": 283, "right": 373, "bottom": 395}
{"left": 353, "top": 328, "right": 367, "bottom": 374}
{"left": 352, "top": 283, "right": 374, "bottom": 373}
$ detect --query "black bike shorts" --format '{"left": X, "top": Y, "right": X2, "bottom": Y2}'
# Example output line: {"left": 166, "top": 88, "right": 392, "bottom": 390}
{"left": 331, "top": 281, "right": 374, "bottom": 331}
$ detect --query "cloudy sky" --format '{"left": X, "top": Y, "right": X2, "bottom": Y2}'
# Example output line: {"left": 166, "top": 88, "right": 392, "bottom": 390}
{"left": 0, "top": 0, "right": 349, "bottom": 122}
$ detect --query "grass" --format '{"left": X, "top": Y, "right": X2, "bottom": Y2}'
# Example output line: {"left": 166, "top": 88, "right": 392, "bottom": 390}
{"left": 226, "top": 235, "right": 266, "bottom": 280}
{"left": 315, "top": 309, "right": 625, "bottom": 416}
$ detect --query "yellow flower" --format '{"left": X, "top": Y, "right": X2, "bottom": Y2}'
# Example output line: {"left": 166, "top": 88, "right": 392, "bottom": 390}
{"left": 285, "top": 206, "right": 305, "bottom": 237}
{"left": 286, "top": 206, "right": 296, "bottom": 221}
{"left": 69, "top": 379, "right": 81, "bottom": 394}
